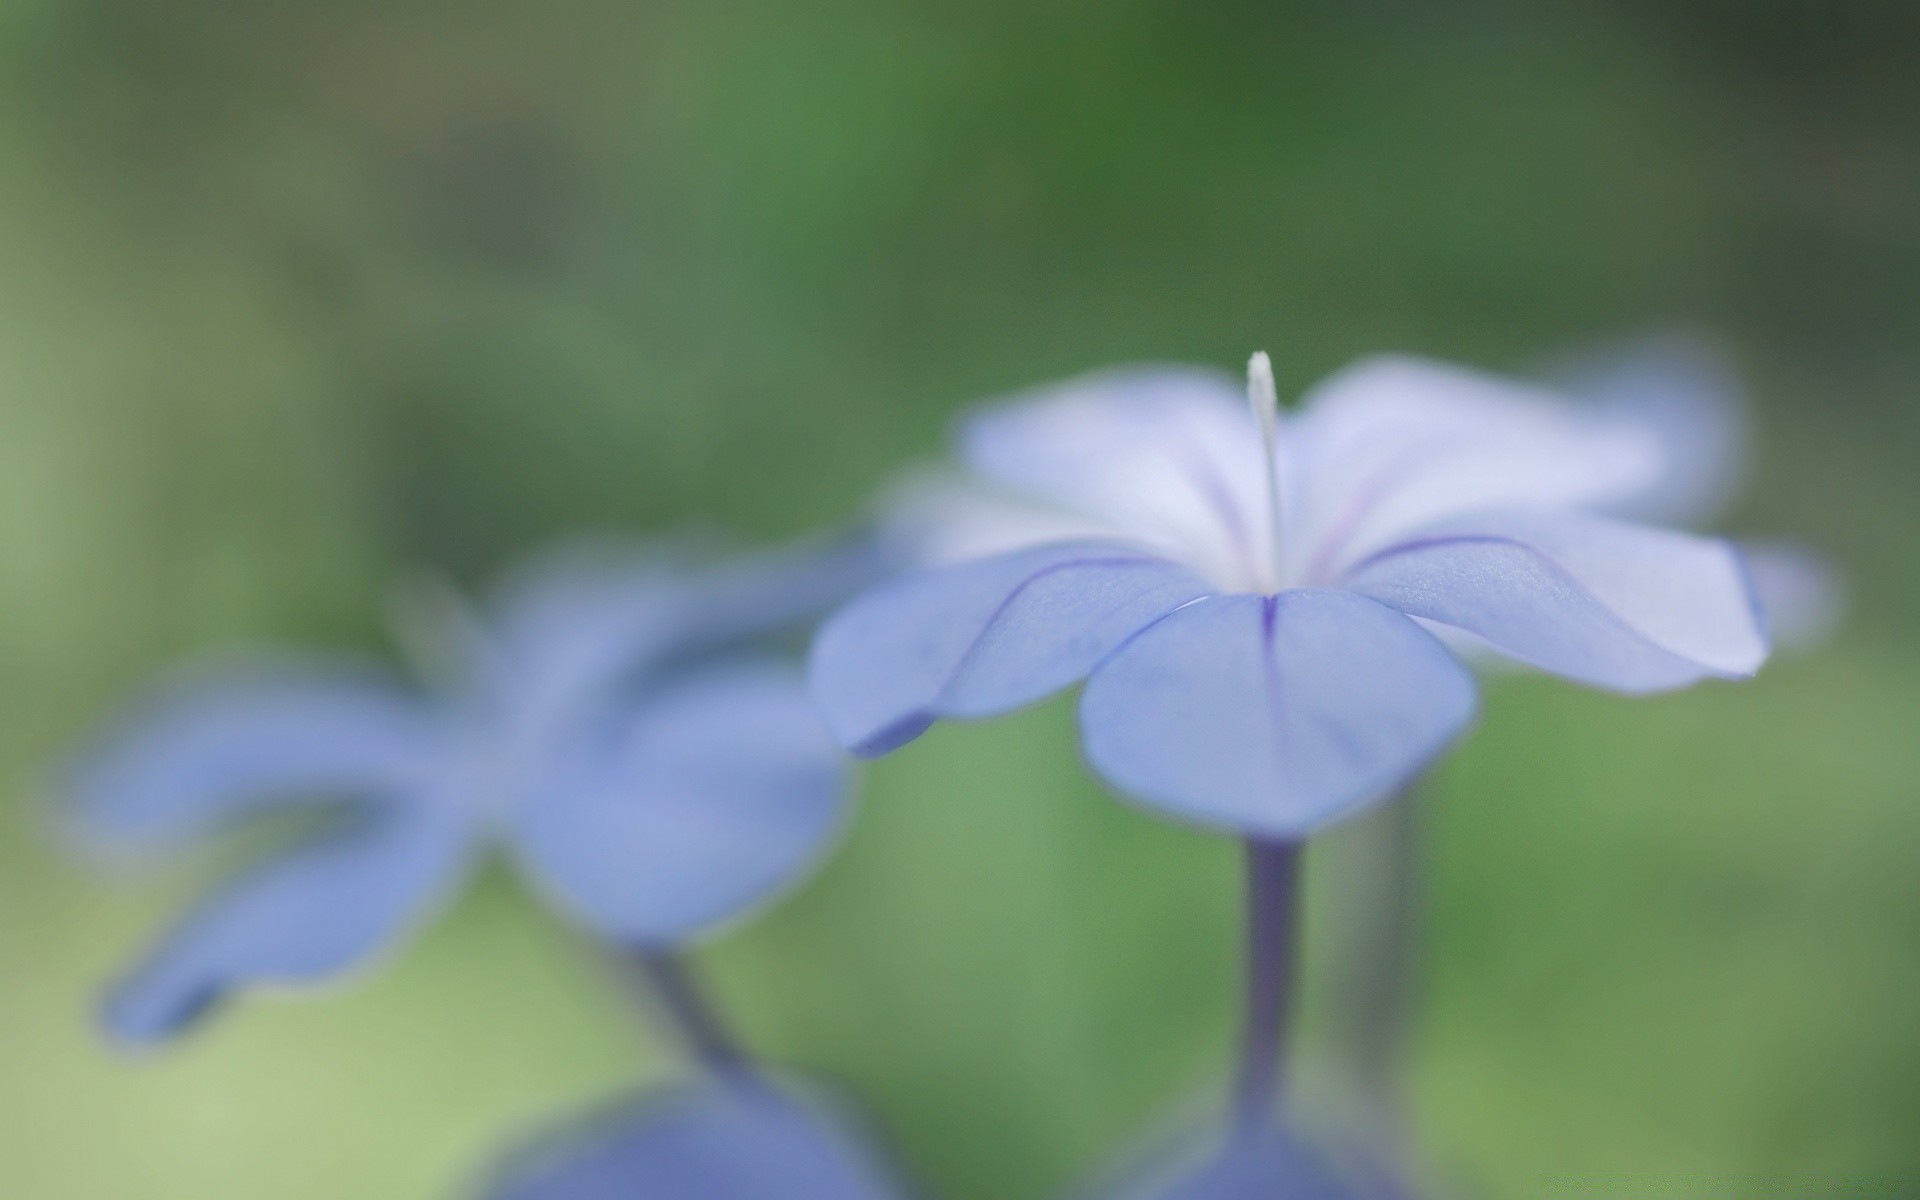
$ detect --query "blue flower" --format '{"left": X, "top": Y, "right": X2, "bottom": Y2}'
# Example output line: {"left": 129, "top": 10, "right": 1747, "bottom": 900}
{"left": 476, "top": 1078, "right": 912, "bottom": 1200}
{"left": 1082, "top": 1121, "right": 1408, "bottom": 1200}
{"left": 65, "top": 535, "right": 883, "bottom": 1044}
{"left": 812, "top": 354, "right": 1769, "bottom": 839}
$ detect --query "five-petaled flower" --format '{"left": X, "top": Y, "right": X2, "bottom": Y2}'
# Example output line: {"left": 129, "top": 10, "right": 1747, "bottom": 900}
{"left": 810, "top": 353, "right": 1770, "bottom": 838}
{"left": 65, "top": 536, "right": 880, "bottom": 1044}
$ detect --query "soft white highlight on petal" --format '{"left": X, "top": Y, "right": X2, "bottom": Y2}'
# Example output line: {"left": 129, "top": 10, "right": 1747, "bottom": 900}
{"left": 959, "top": 367, "right": 1277, "bottom": 591}
{"left": 922, "top": 355, "right": 1671, "bottom": 595}
{"left": 1289, "top": 356, "right": 1665, "bottom": 579}
{"left": 877, "top": 469, "right": 1128, "bottom": 568}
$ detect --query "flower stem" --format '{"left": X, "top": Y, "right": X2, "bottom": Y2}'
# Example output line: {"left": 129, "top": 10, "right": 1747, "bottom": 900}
{"left": 626, "top": 947, "right": 756, "bottom": 1086}
{"left": 1233, "top": 836, "right": 1304, "bottom": 1137}
{"left": 1350, "top": 785, "right": 1422, "bottom": 1143}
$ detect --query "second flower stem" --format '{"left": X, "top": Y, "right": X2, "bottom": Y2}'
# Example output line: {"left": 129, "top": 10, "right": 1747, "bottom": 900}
{"left": 1233, "top": 836, "right": 1303, "bottom": 1137}
{"left": 629, "top": 947, "right": 755, "bottom": 1086}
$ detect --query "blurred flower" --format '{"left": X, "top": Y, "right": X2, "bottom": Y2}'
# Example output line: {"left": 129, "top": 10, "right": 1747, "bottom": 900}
{"left": 475, "top": 1078, "right": 910, "bottom": 1200}
{"left": 1554, "top": 334, "right": 1753, "bottom": 530}
{"left": 64, "top": 535, "right": 883, "bottom": 1045}
{"left": 812, "top": 354, "right": 1768, "bottom": 838}
{"left": 1085, "top": 1122, "right": 1408, "bottom": 1200}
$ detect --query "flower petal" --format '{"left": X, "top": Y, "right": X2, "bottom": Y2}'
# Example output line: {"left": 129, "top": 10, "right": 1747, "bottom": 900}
{"left": 509, "top": 662, "right": 849, "bottom": 945}
{"left": 1342, "top": 509, "right": 1768, "bottom": 693}
{"left": 479, "top": 1083, "right": 908, "bottom": 1200}
{"left": 809, "top": 543, "right": 1214, "bottom": 757}
{"left": 1094, "top": 1126, "right": 1394, "bottom": 1200}
{"left": 1290, "top": 355, "right": 1663, "bottom": 578}
{"left": 1079, "top": 591, "right": 1477, "bottom": 838}
{"left": 102, "top": 803, "right": 474, "bottom": 1043}
{"left": 64, "top": 660, "right": 443, "bottom": 855}
{"left": 490, "top": 535, "right": 893, "bottom": 736}
{"left": 1741, "top": 539, "right": 1845, "bottom": 654}
{"left": 960, "top": 367, "right": 1272, "bottom": 590}
{"left": 1551, "top": 334, "right": 1750, "bottom": 527}
{"left": 878, "top": 468, "right": 1128, "bottom": 568}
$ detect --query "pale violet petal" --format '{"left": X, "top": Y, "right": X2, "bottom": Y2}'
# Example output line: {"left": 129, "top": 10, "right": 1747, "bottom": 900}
{"left": 479, "top": 1082, "right": 908, "bottom": 1200}
{"left": 490, "top": 534, "right": 891, "bottom": 738}
{"left": 674, "top": 535, "right": 899, "bottom": 656}
{"left": 64, "top": 660, "right": 444, "bottom": 855}
{"left": 877, "top": 468, "right": 1131, "bottom": 568}
{"left": 509, "top": 662, "right": 849, "bottom": 946}
{"left": 101, "top": 802, "right": 475, "bottom": 1043}
{"left": 1342, "top": 509, "right": 1768, "bottom": 693}
{"left": 1741, "top": 539, "right": 1845, "bottom": 654}
{"left": 1079, "top": 591, "right": 1477, "bottom": 838}
{"left": 1289, "top": 356, "right": 1663, "bottom": 580}
{"left": 808, "top": 542, "right": 1215, "bottom": 757}
{"left": 1551, "top": 333, "right": 1750, "bottom": 527}
{"left": 1096, "top": 1129, "right": 1390, "bottom": 1200}
{"left": 959, "top": 367, "right": 1273, "bottom": 591}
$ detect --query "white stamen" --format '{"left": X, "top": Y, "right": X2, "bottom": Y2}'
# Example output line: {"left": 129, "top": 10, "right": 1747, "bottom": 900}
{"left": 1247, "top": 351, "right": 1286, "bottom": 590}
{"left": 1247, "top": 350, "right": 1278, "bottom": 442}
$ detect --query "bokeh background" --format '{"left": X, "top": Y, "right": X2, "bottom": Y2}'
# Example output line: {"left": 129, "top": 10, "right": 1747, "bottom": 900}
{"left": 3, "top": 2, "right": 1918, "bottom": 1196}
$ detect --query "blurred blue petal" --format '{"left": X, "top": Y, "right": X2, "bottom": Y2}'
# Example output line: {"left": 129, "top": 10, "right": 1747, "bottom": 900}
{"left": 808, "top": 542, "right": 1213, "bottom": 756}
{"left": 487, "top": 536, "right": 719, "bottom": 722}
{"left": 1080, "top": 592, "right": 1477, "bottom": 838}
{"left": 1343, "top": 509, "right": 1768, "bottom": 693}
{"left": 102, "top": 802, "right": 474, "bottom": 1043}
{"left": 491, "top": 534, "right": 893, "bottom": 736}
{"left": 70, "top": 532, "right": 876, "bottom": 1043}
{"left": 675, "top": 533, "right": 900, "bottom": 656}
{"left": 65, "top": 661, "right": 444, "bottom": 855}
{"left": 1553, "top": 335, "right": 1750, "bottom": 528}
{"left": 509, "top": 662, "right": 848, "bottom": 944}
{"left": 479, "top": 1082, "right": 908, "bottom": 1200}
{"left": 1095, "top": 1128, "right": 1394, "bottom": 1200}
{"left": 1741, "top": 539, "right": 1846, "bottom": 654}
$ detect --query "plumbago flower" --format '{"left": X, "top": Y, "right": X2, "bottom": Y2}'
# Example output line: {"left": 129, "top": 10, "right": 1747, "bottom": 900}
{"left": 811, "top": 351, "right": 1771, "bottom": 1197}
{"left": 1297, "top": 335, "right": 1849, "bottom": 1166}
{"left": 69, "top": 534, "right": 915, "bottom": 1197}
{"left": 65, "top": 534, "right": 881, "bottom": 1043}
{"left": 816, "top": 352, "right": 1768, "bottom": 838}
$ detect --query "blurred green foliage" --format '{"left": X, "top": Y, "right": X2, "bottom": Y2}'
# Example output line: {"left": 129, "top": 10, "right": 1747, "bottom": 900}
{"left": 1, "top": 1, "right": 1917, "bottom": 1196}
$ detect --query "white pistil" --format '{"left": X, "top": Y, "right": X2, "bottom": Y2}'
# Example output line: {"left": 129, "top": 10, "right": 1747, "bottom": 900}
{"left": 1247, "top": 351, "right": 1287, "bottom": 591}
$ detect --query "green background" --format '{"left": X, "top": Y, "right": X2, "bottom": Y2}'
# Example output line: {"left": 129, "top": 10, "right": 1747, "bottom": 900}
{"left": 1, "top": 2, "right": 1917, "bottom": 1196}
